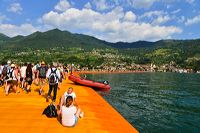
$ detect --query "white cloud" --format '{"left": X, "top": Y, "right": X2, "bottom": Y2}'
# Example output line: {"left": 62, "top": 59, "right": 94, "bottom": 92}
{"left": 141, "top": 10, "right": 164, "bottom": 18}
{"left": 41, "top": 7, "right": 181, "bottom": 42}
{"left": 0, "top": 14, "right": 7, "bottom": 23}
{"left": 92, "top": 0, "right": 113, "bottom": 11}
{"left": 171, "top": 9, "right": 181, "bottom": 14}
{"left": 186, "top": 0, "right": 195, "bottom": 4}
{"left": 54, "top": 0, "right": 71, "bottom": 12}
{"left": 178, "top": 16, "right": 185, "bottom": 23}
{"left": 131, "top": 0, "right": 160, "bottom": 9}
{"left": 152, "top": 15, "right": 171, "bottom": 25}
{"left": 84, "top": 2, "right": 92, "bottom": 9}
{"left": 140, "top": 10, "right": 171, "bottom": 25}
{"left": 185, "top": 15, "right": 200, "bottom": 26}
{"left": 124, "top": 11, "right": 137, "bottom": 22}
{"left": 7, "top": 3, "right": 23, "bottom": 14}
{"left": 0, "top": 23, "right": 38, "bottom": 37}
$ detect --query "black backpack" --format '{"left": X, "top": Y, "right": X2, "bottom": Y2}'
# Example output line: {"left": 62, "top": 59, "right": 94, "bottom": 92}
{"left": 42, "top": 103, "right": 58, "bottom": 118}
{"left": 7, "top": 69, "right": 14, "bottom": 79}
{"left": 49, "top": 68, "right": 57, "bottom": 85}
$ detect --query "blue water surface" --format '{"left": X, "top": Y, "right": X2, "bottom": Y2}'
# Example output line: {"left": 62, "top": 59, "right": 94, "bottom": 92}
{"left": 86, "top": 72, "right": 200, "bottom": 133}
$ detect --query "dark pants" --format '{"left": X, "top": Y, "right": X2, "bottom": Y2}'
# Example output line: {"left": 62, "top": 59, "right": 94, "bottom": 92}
{"left": 47, "top": 83, "right": 58, "bottom": 101}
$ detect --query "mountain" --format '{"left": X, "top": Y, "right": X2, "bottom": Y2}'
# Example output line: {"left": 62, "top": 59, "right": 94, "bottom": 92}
{"left": 0, "top": 29, "right": 111, "bottom": 50}
{"left": 0, "top": 29, "right": 200, "bottom": 71}
{"left": 107, "top": 41, "right": 155, "bottom": 48}
{"left": 0, "top": 29, "right": 200, "bottom": 50}
{"left": 0, "top": 33, "right": 10, "bottom": 42}
{"left": 9, "top": 35, "right": 25, "bottom": 41}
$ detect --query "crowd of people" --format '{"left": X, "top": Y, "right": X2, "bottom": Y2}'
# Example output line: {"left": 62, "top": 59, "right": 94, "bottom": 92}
{"left": 0, "top": 60, "right": 83, "bottom": 127}
{"left": 0, "top": 60, "right": 68, "bottom": 97}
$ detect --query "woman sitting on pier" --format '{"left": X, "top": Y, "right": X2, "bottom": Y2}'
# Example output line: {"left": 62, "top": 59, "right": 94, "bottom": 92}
{"left": 58, "top": 96, "right": 83, "bottom": 127}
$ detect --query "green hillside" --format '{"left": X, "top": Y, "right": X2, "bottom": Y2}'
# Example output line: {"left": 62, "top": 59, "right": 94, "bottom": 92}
{"left": 0, "top": 29, "right": 111, "bottom": 50}
{"left": 0, "top": 29, "right": 200, "bottom": 71}
{"left": 0, "top": 33, "right": 10, "bottom": 42}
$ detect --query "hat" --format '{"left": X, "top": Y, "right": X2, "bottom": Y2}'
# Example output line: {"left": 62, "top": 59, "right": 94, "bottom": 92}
{"left": 53, "top": 62, "right": 57, "bottom": 67}
{"left": 11, "top": 64, "right": 15, "bottom": 67}
{"left": 7, "top": 60, "right": 11, "bottom": 64}
{"left": 41, "top": 61, "right": 45, "bottom": 65}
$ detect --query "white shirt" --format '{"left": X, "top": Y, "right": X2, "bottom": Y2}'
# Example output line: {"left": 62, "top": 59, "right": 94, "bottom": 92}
{"left": 32, "top": 64, "right": 39, "bottom": 72}
{"left": 20, "top": 66, "right": 27, "bottom": 78}
{"left": 64, "top": 92, "right": 76, "bottom": 102}
{"left": 61, "top": 105, "right": 77, "bottom": 126}
{"left": 7, "top": 68, "right": 17, "bottom": 81}
{"left": 0, "top": 65, "right": 3, "bottom": 74}
{"left": 46, "top": 67, "right": 61, "bottom": 84}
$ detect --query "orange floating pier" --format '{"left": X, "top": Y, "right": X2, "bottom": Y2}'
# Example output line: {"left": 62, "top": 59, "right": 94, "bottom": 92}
{"left": 0, "top": 77, "right": 139, "bottom": 133}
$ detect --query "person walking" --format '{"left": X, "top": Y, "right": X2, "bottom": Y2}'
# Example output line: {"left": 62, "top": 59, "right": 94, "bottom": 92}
{"left": 37, "top": 61, "right": 48, "bottom": 95}
{"left": 20, "top": 63, "right": 27, "bottom": 89}
{"left": 5, "top": 64, "right": 20, "bottom": 95}
{"left": 24, "top": 63, "right": 33, "bottom": 93}
{"left": 46, "top": 62, "right": 60, "bottom": 102}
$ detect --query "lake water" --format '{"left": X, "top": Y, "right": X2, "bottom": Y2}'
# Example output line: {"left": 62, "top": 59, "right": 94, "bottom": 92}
{"left": 86, "top": 72, "right": 200, "bottom": 133}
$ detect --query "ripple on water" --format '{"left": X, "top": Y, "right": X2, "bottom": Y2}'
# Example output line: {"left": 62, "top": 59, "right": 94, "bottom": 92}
{"left": 87, "top": 73, "right": 200, "bottom": 133}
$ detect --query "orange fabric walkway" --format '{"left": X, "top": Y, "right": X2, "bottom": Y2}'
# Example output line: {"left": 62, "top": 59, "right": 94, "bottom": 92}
{"left": 0, "top": 78, "right": 138, "bottom": 133}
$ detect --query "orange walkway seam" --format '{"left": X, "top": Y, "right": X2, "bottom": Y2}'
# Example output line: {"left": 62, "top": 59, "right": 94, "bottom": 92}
{"left": 0, "top": 78, "right": 139, "bottom": 133}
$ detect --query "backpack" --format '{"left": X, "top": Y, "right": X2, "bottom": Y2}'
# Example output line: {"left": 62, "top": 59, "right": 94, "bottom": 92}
{"left": 49, "top": 68, "right": 57, "bottom": 85}
{"left": 7, "top": 69, "right": 14, "bottom": 79}
{"left": 2, "top": 66, "right": 8, "bottom": 77}
{"left": 39, "top": 67, "right": 46, "bottom": 78}
{"left": 42, "top": 103, "right": 58, "bottom": 118}
{"left": 26, "top": 69, "right": 32, "bottom": 78}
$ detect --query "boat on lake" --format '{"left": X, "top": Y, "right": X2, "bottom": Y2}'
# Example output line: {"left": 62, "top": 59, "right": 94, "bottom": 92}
{"left": 68, "top": 74, "right": 111, "bottom": 91}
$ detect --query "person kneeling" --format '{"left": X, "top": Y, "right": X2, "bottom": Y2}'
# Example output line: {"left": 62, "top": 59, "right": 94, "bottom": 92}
{"left": 58, "top": 96, "right": 83, "bottom": 127}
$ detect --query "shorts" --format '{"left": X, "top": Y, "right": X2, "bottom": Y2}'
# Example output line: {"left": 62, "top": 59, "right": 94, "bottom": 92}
{"left": 72, "top": 115, "right": 78, "bottom": 127}
{"left": 26, "top": 80, "right": 32, "bottom": 85}
{"left": 39, "top": 78, "right": 46, "bottom": 86}
{"left": 20, "top": 77, "right": 26, "bottom": 82}
{"left": 7, "top": 80, "right": 18, "bottom": 86}
{"left": 39, "top": 76, "right": 46, "bottom": 79}
{"left": 64, "top": 115, "right": 78, "bottom": 127}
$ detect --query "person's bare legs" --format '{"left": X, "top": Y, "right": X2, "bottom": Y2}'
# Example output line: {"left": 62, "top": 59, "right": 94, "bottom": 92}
{"left": 39, "top": 79, "right": 46, "bottom": 95}
{"left": 27, "top": 84, "right": 31, "bottom": 91}
{"left": 57, "top": 110, "right": 62, "bottom": 124}
{"left": 13, "top": 85, "right": 19, "bottom": 93}
{"left": 24, "top": 82, "right": 27, "bottom": 90}
{"left": 21, "top": 78, "right": 25, "bottom": 89}
{"left": 5, "top": 84, "right": 10, "bottom": 95}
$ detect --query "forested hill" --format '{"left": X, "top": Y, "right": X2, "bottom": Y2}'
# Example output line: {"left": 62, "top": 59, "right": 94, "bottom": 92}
{"left": 0, "top": 33, "right": 10, "bottom": 42}
{"left": 0, "top": 29, "right": 111, "bottom": 50}
{"left": 107, "top": 41, "right": 155, "bottom": 48}
{"left": 0, "top": 28, "right": 200, "bottom": 50}
{"left": 0, "top": 29, "right": 200, "bottom": 71}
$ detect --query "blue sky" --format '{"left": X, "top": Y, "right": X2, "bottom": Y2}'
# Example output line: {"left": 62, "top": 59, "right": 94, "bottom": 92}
{"left": 0, "top": 0, "right": 200, "bottom": 42}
